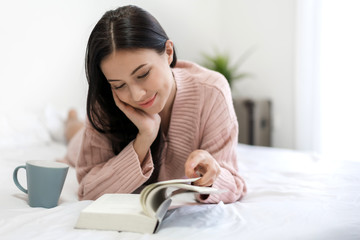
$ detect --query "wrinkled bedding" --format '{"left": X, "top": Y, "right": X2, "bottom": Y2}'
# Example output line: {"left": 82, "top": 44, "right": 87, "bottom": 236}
{"left": 1, "top": 142, "right": 359, "bottom": 240}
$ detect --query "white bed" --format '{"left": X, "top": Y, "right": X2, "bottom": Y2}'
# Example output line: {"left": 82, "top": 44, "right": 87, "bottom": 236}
{"left": 1, "top": 112, "right": 360, "bottom": 240}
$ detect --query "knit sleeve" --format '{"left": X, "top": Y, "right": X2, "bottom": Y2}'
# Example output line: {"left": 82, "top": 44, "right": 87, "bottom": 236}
{"left": 75, "top": 127, "right": 153, "bottom": 200}
{"left": 197, "top": 83, "right": 247, "bottom": 204}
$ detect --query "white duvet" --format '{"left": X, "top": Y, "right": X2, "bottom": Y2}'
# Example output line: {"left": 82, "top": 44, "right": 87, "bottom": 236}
{"left": 1, "top": 142, "right": 359, "bottom": 240}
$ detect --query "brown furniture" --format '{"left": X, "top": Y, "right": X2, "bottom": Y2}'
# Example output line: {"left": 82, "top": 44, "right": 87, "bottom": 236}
{"left": 233, "top": 98, "right": 272, "bottom": 146}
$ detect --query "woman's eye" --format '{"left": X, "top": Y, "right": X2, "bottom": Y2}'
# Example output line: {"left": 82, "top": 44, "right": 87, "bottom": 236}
{"left": 137, "top": 70, "right": 150, "bottom": 79}
{"left": 114, "top": 83, "right": 125, "bottom": 89}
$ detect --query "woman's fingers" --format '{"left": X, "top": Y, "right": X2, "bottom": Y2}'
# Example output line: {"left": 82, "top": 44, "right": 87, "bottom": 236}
{"left": 111, "top": 90, "right": 160, "bottom": 139}
{"left": 194, "top": 162, "right": 219, "bottom": 186}
{"left": 112, "top": 90, "right": 135, "bottom": 117}
{"left": 112, "top": 89, "right": 122, "bottom": 107}
{"left": 185, "top": 150, "right": 220, "bottom": 187}
{"left": 194, "top": 166, "right": 216, "bottom": 187}
{"left": 112, "top": 89, "right": 144, "bottom": 122}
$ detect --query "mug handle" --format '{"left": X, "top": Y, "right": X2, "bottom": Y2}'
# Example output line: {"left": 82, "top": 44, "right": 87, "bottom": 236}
{"left": 13, "top": 166, "right": 28, "bottom": 194}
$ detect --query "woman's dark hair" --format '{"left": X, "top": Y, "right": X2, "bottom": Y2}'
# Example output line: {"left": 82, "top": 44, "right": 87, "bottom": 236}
{"left": 85, "top": 5, "right": 177, "bottom": 184}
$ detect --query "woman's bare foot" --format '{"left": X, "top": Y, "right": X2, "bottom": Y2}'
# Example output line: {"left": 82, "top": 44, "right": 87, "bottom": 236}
{"left": 64, "top": 109, "right": 84, "bottom": 143}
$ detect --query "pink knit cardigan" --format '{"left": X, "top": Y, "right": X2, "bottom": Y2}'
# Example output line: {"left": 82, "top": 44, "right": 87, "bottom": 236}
{"left": 65, "top": 60, "right": 246, "bottom": 203}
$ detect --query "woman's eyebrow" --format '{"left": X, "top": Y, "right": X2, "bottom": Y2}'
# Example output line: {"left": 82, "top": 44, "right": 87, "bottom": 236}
{"left": 107, "top": 63, "right": 147, "bottom": 82}
{"left": 130, "top": 64, "right": 147, "bottom": 76}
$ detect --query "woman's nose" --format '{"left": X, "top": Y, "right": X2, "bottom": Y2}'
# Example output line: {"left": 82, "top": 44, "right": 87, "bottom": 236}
{"left": 130, "top": 85, "right": 146, "bottom": 102}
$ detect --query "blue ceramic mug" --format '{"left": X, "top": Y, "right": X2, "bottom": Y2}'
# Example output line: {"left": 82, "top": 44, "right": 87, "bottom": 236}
{"left": 13, "top": 160, "right": 69, "bottom": 208}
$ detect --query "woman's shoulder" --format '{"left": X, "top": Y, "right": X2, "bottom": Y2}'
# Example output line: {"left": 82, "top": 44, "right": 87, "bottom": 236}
{"left": 83, "top": 118, "right": 112, "bottom": 150}
{"left": 174, "top": 60, "right": 230, "bottom": 94}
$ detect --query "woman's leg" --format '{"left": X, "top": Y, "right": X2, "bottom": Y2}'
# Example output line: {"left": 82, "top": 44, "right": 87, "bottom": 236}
{"left": 57, "top": 109, "right": 84, "bottom": 167}
{"left": 65, "top": 109, "right": 84, "bottom": 143}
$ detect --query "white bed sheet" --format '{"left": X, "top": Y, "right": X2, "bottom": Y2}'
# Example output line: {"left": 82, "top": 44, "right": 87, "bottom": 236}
{"left": 1, "top": 143, "right": 359, "bottom": 240}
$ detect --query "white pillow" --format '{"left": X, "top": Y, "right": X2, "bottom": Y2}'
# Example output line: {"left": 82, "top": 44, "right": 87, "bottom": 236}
{"left": 0, "top": 112, "right": 52, "bottom": 148}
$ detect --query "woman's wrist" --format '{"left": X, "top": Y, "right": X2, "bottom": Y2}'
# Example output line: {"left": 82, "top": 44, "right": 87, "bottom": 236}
{"left": 133, "top": 133, "right": 155, "bottom": 164}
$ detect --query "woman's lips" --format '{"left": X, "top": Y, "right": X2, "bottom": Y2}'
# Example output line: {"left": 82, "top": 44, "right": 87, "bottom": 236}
{"left": 138, "top": 93, "right": 157, "bottom": 108}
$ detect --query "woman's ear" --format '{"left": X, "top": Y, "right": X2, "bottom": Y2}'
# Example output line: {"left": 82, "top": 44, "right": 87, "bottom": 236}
{"left": 165, "top": 40, "right": 174, "bottom": 65}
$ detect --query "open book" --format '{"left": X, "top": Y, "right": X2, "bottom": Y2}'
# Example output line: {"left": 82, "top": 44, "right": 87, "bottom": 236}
{"left": 75, "top": 178, "right": 222, "bottom": 234}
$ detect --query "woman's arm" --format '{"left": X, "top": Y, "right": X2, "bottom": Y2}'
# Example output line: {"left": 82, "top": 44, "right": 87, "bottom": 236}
{"left": 76, "top": 127, "right": 154, "bottom": 200}
{"left": 186, "top": 121, "right": 246, "bottom": 203}
{"left": 76, "top": 90, "right": 161, "bottom": 200}
{"left": 112, "top": 90, "right": 160, "bottom": 164}
{"left": 199, "top": 121, "right": 246, "bottom": 203}
{"left": 185, "top": 83, "right": 246, "bottom": 204}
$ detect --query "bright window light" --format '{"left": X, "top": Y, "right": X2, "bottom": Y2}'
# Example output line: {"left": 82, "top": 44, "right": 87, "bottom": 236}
{"left": 318, "top": 0, "right": 360, "bottom": 162}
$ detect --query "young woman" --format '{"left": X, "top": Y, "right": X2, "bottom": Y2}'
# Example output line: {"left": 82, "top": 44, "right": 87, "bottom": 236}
{"left": 63, "top": 5, "right": 246, "bottom": 203}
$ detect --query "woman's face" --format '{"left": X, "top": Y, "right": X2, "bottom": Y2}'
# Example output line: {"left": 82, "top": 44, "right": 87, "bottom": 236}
{"left": 100, "top": 41, "right": 175, "bottom": 115}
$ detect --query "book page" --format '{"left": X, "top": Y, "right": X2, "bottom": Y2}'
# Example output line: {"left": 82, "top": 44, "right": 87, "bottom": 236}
{"left": 140, "top": 178, "right": 201, "bottom": 212}
{"left": 81, "top": 194, "right": 143, "bottom": 215}
{"left": 141, "top": 178, "right": 222, "bottom": 218}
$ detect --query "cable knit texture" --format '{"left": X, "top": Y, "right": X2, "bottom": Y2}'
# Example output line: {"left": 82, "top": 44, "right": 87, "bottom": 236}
{"left": 66, "top": 60, "right": 246, "bottom": 203}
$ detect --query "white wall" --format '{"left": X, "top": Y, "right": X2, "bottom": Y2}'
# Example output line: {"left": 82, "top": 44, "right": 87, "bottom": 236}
{"left": 0, "top": 0, "right": 222, "bottom": 114}
{"left": 220, "top": 0, "right": 297, "bottom": 148}
{"left": 0, "top": 0, "right": 297, "bottom": 149}
{"left": 0, "top": 0, "right": 93, "bottom": 114}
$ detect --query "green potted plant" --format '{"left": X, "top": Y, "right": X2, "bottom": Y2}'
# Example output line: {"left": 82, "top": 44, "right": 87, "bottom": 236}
{"left": 201, "top": 48, "right": 253, "bottom": 88}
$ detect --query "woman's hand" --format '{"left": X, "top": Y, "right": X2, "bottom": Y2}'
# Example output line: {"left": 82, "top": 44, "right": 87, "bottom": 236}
{"left": 112, "top": 90, "right": 161, "bottom": 163}
{"left": 112, "top": 90, "right": 160, "bottom": 140}
{"left": 184, "top": 150, "right": 221, "bottom": 187}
